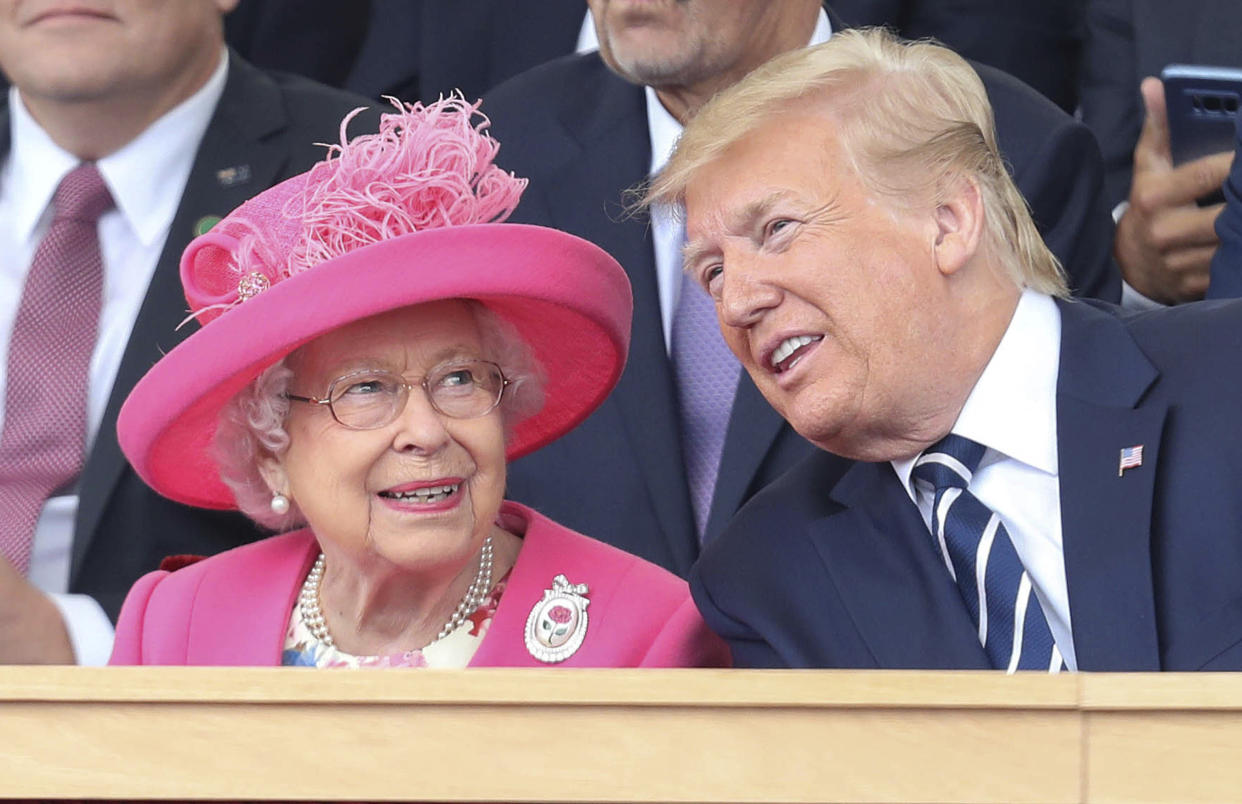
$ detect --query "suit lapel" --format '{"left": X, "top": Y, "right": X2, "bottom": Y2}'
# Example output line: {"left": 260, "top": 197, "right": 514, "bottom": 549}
{"left": 1054, "top": 299, "right": 1163, "bottom": 670}
{"left": 704, "top": 374, "right": 787, "bottom": 541}
{"left": 536, "top": 69, "right": 697, "bottom": 567}
{"left": 816, "top": 460, "right": 991, "bottom": 668}
{"left": 72, "top": 55, "right": 291, "bottom": 577}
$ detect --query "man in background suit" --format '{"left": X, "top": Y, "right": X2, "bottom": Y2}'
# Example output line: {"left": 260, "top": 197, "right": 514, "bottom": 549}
{"left": 653, "top": 28, "right": 1242, "bottom": 671}
{"left": 1080, "top": 0, "right": 1239, "bottom": 304}
{"left": 484, "top": 0, "right": 1119, "bottom": 578}
{"left": 345, "top": 0, "right": 586, "bottom": 104}
{"left": 829, "top": 0, "right": 1087, "bottom": 113}
{"left": 0, "top": 0, "right": 372, "bottom": 663}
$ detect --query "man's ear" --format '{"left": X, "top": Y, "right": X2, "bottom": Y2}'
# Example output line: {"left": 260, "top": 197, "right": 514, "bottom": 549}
{"left": 932, "top": 173, "right": 985, "bottom": 277}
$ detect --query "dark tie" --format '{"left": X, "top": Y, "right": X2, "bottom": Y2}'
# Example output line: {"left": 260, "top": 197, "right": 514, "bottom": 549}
{"left": 911, "top": 434, "right": 1063, "bottom": 672}
{"left": 670, "top": 271, "right": 741, "bottom": 540}
{"left": 0, "top": 163, "right": 113, "bottom": 574}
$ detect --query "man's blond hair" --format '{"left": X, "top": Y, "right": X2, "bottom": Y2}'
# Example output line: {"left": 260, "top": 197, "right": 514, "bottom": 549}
{"left": 647, "top": 28, "right": 1068, "bottom": 296}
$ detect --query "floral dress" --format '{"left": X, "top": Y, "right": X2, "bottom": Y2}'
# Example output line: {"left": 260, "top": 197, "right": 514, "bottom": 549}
{"left": 281, "top": 572, "right": 510, "bottom": 668}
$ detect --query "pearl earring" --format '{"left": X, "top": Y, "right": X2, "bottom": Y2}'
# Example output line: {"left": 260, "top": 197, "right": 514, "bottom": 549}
{"left": 270, "top": 493, "right": 290, "bottom": 515}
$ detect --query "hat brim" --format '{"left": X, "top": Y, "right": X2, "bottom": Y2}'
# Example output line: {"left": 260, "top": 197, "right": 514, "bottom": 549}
{"left": 118, "top": 224, "right": 632, "bottom": 510}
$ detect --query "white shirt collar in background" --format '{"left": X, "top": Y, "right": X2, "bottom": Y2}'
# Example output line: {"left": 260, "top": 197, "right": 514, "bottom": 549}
{"left": 99, "top": 52, "right": 229, "bottom": 248}
{"left": 7, "top": 51, "right": 228, "bottom": 249}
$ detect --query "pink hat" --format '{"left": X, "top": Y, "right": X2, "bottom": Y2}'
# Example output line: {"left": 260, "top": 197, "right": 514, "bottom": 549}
{"left": 117, "top": 98, "right": 632, "bottom": 511}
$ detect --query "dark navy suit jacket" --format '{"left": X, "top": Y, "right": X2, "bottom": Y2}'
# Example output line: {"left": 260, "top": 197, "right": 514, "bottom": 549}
{"left": 1, "top": 55, "right": 374, "bottom": 620}
{"left": 1208, "top": 114, "right": 1242, "bottom": 297}
{"left": 483, "top": 15, "right": 1120, "bottom": 578}
{"left": 692, "top": 297, "right": 1242, "bottom": 671}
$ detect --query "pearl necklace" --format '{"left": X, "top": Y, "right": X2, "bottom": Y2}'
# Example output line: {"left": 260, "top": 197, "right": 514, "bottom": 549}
{"left": 298, "top": 534, "right": 495, "bottom": 650}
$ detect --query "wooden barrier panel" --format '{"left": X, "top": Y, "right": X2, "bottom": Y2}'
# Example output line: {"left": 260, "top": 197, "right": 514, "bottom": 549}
{"left": 0, "top": 668, "right": 1237, "bottom": 802}
{"left": 1081, "top": 674, "right": 1242, "bottom": 804}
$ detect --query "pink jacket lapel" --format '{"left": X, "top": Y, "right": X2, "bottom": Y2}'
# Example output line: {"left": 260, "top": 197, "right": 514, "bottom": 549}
{"left": 186, "top": 530, "right": 318, "bottom": 665}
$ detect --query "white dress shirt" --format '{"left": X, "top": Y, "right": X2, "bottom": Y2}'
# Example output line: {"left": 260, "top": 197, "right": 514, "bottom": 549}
{"left": 576, "top": 8, "right": 597, "bottom": 53}
{"left": 0, "top": 50, "right": 228, "bottom": 664}
{"left": 890, "top": 290, "right": 1077, "bottom": 670}
{"left": 642, "top": 9, "right": 833, "bottom": 351}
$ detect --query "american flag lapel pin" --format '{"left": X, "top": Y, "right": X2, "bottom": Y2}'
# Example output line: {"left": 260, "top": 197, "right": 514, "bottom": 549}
{"left": 1118, "top": 445, "right": 1144, "bottom": 477}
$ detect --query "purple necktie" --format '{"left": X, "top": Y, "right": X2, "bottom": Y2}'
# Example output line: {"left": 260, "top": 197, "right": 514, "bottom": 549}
{"left": 0, "top": 163, "right": 113, "bottom": 574}
{"left": 670, "top": 271, "right": 741, "bottom": 540}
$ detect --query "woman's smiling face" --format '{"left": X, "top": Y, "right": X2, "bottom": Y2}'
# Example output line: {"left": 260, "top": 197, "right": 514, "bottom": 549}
{"left": 263, "top": 300, "right": 507, "bottom": 575}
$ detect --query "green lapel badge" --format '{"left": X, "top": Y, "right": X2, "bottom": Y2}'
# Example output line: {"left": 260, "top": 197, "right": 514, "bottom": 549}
{"left": 194, "top": 215, "right": 222, "bottom": 236}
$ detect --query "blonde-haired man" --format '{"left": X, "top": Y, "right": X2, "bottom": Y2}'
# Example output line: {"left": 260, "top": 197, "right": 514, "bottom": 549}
{"left": 484, "top": 0, "right": 1117, "bottom": 586}
{"left": 660, "top": 29, "right": 1242, "bottom": 672}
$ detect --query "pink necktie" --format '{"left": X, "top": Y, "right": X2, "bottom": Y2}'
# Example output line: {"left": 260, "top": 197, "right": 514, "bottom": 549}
{"left": 0, "top": 163, "right": 113, "bottom": 574}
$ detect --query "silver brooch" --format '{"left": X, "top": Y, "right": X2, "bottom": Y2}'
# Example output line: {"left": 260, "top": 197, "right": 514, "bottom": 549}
{"left": 236, "top": 271, "right": 271, "bottom": 300}
{"left": 524, "top": 574, "right": 590, "bottom": 663}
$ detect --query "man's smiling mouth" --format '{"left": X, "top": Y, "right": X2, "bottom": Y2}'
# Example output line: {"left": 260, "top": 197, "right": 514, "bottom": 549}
{"left": 771, "top": 335, "right": 823, "bottom": 373}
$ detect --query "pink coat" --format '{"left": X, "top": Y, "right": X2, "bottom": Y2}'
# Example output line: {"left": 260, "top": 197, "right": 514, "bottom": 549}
{"left": 110, "top": 502, "right": 730, "bottom": 667}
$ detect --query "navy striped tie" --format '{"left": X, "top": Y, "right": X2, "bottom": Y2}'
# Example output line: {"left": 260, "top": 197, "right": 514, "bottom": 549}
{"left": 911, "top": 434, "right": 1063, "bottom": 672}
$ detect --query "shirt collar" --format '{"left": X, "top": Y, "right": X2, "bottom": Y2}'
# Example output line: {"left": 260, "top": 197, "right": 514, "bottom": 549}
{"left": 99, "top": 49, "right": 229, "bottom": 247}
{"left": 892, "top": 289, "right": 1062, "bottom": 497}
{"left": 7, "top": 86, "right": 78, "bottom": 244}
{"left": 6, "top": 48, "right": 228, "bottom": 248}
{"left": 808, "top": 6, "right": 833, "bottom": 48}
{"left": 644, "top": 7, "right": 833, "bottom": 176}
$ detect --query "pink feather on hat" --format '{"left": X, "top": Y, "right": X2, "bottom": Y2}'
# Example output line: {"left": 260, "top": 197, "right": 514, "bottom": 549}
{"left": 182, "top": 96, "right": 528, "bottom": 324}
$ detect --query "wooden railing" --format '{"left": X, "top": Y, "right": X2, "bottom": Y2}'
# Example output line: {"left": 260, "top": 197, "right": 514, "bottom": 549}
{"left": 1, "top": 668, "right": 1240, "bottom": 802}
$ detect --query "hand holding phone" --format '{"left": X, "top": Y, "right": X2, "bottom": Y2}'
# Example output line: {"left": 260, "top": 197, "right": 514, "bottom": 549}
{"left": 1114, "top": 75, "right": 1236, "bottom": 303}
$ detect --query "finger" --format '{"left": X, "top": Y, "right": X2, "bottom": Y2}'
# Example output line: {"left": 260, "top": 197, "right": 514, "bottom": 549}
{"left": 1160, "top": 150, "right": 1236, "bottom": 206}
{"left": 1166, "top": 247, "right": 1216, "bottom": 300}
{"left": 1148, "top": 203, "right": 1225, "bottom": 251}
{"left": 1134, "top": 76, "right": 1172, "bottom": 172}
{"left": 1165, "top": 244, "right": 1219, "bottom": 276}
{"left": 1134, "top": 151, "right": 1234, "bottom": 210}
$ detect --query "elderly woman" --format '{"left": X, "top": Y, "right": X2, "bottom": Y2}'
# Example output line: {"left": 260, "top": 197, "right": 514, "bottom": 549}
{"left": 109, "top": 98, "right": 728, "bottom": 668}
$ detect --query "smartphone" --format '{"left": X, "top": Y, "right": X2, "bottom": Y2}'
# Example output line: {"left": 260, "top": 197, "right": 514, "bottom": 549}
{"left": 1162, "top": 64, "right": 1242, "bottom": 204}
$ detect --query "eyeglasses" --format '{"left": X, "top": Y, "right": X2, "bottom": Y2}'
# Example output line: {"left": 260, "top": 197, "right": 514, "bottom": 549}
{"left": 286, "top": 360, "right": 509, "bottom": 430}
